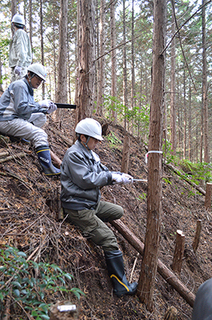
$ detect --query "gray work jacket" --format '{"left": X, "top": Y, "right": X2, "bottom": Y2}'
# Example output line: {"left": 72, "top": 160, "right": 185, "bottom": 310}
{"left": 0, "top": 77, "right": 42, "bottom": 121}
{"left": 9, "top": 29, "right": 32, "bottom": 68}
{"left": 60, "top": 140, "right": 113, "bottom": 210}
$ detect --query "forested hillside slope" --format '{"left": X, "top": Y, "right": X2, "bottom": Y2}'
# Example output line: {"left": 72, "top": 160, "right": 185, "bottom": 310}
{"left": 0, "top": 113, "right": 211, "bottom": 320}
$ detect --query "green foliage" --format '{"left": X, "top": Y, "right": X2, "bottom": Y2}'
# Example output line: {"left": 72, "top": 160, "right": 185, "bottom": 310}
{"left": 0, "top": 246, "right": 84, "bottom": 319}
{"left": 137, "top": 192, "right": 147, "bottom": 202}
{"left": 105, "top": 131, "right": 122, "bottom": 147}
{"left": 177, "top": 159, "right": 212, "bottom": 185}
{"left": 103, "top": 95, "right": 150, "bottom": 137}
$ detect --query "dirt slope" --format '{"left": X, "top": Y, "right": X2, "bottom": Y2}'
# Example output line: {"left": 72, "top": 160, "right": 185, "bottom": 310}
{"left": 0, "top": 112, "right": 211, "bottom": 320}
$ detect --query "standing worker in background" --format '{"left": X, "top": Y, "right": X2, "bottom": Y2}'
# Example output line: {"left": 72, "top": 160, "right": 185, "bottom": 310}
{"left": 9, "top": 13, "right": 32, "bottom": 83}
{"left": 60, "top": 118, "right": 138, "bottom": 297}
{"left": 0, "top": 62, "right": 60, "bottom": 176}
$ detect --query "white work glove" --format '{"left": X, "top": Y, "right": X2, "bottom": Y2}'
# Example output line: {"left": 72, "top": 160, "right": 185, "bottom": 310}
{"left": 121, "top": 173, "right": 133, "bottom": 184}
{"left": 39, "top": 100, "right": 57, "bottom": 114}
{"left": 112, "top": 173, "right": 123, "bottom": 184}
{"left": 47, "top": 101, "right": 57, "bottom": 114}
{"left": 14, "top": 66, "right": 22, "bottom": 75}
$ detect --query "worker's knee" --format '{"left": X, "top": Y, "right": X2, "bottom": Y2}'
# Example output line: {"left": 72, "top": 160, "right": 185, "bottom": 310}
{"left": 192, "top": 278, "right": 212, "bottom": 320}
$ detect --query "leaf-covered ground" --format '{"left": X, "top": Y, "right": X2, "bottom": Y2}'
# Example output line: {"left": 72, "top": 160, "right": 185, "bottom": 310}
{"left": 0, "top": 111, "right": 211, "bottom": 319}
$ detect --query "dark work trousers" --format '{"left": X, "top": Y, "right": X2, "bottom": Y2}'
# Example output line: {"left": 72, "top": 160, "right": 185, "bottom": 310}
{"left": 64, "top": 201, "right": 123, "bottom": 252}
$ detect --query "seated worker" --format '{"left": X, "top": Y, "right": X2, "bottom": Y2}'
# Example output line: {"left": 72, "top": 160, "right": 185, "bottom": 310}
{"left": 60, "top": 118, "right": 138, "bottom": 297}
{"left": 0, "top": 62, "right": 60, "bottom": 176}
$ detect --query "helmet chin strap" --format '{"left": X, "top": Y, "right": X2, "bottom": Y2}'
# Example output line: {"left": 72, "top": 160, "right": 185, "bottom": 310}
{"left": 27, "top": 73, "right": 36, "bottom": 88}
{"left": 81, "top": 136, "right": 91, "bottom": 150}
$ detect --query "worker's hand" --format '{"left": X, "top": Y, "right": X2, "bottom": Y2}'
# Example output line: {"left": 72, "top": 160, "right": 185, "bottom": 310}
{"left": 112, "top": 173, "right": 123, "bottom": 184}
{"left": 46, "top": 101, "right": 57, "bottom": 114}
{"left": 14, "top": 66, "right": 22, "bottom": 75}
{"left": 39, "top": 100, "right": 57, "bottom": 114}
{"left": 121, "top": 173, "right": 133, "bottom": 184}
{"left": 39, "top": 99, "right": 51, "bottom": 108}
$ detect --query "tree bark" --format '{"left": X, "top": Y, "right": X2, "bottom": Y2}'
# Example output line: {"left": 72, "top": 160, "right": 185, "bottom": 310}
{"left": 110, "top": 0, "right": 117, "bottom": 123}
{"left": 76, "top": 0, "right": 95, "bottom": 123}
{"left": 123, "top": 0, "right": 127, "bottom": 130}
{"left": 97, "top": 0, "right": 105, "bottom": 117}
{"left": 121, "top": 135, "right": 130, "bottom": 173}
{"left": 170, "top": 1, "right": 176, "bottom": 155}
{"left": 202, "top": 0, "right": 209, "bottom": 163}
{"left": 137, "top": 0, "right": 166, "bottom": 311}
{"left": 171, "top": 230, "right": 185, "bottom": 275}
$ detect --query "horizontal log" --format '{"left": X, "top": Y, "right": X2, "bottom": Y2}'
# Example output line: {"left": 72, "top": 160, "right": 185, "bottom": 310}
{"left": 111, "top": 219, "right": 195, "bottom": 307}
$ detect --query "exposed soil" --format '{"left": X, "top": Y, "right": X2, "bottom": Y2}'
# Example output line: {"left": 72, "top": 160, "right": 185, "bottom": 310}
{"left": 0, "top": 111, "right": 212, "bottom": 319}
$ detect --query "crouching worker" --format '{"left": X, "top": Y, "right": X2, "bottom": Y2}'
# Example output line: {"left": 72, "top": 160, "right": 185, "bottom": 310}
{"left": 60, "top": 118, "right": 137, "bottom": 297}
{"left": 0, "top": 63, "right": 60, "bottom": 176}
{"left": 192, "top": 278, "right": 212, "bottom": 320}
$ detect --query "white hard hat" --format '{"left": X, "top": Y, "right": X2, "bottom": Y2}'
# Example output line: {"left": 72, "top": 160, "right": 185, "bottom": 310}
{"left": 27, "top": 63, "right": 47, "bottom": 81}
{"left": 75, "top": 118, "right": 103, "bottom": 141}
{"left": 12, "top": 14, "right": 25, "bottom": 26}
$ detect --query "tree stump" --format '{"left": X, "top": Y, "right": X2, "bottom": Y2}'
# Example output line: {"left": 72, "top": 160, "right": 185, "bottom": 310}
{"left": 192, "top": 219, "right": 202, "bottom": 253}
{"left": 171, "top": 230, "right": 185, "bottom": 275}
{"left": 164, "top": 306, "right": 178, "bottom": 319}
{"left": 205, "top": 183, "right": 212, "bottom": 210}
{"left": 121, "top": 135, "right": 130, "bottom": 173}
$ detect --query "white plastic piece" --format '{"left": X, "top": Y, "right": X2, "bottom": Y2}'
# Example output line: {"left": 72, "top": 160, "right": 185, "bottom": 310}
{"left": 57, "top": 305, "right": 77, "bottom": 312}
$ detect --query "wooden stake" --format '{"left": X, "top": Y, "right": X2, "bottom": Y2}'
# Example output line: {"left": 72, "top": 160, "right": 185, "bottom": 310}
{"left": 171, "top": 230, "right": 185, "bottom": 275}
{"left": 192, "top": 219, "right": 202, "bottom": 253}
{"left": 121, "top": 135, "right": 130, "bottom": 173}
{"left": 205, "top": 183, "right": 212, "bottom": 210}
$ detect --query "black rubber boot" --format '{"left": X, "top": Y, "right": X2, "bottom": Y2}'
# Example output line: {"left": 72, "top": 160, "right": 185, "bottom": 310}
{"left": 104, "top": 250, "right": 137, "bottom": 297}
{"left": 36, "top": 145, "right": 60, "bottom": 176}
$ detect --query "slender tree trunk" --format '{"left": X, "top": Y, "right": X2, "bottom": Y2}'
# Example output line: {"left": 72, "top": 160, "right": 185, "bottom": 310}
{"left": 40, "top": 0, "right": 45, "bottom": 98}
{"left": 202, "top": 0, "right": 209, "bottom": 163}
{"left": 110, "top": 0, "right": 117, "bottom": 123}
{"left": 55, "top": 0, "right": 68, "bottom": 105}
{"left": 183, "top": 66, "right": 187, "bottom": 159}
{"left": 188, "top": 81, "right": 192, "bottom": 161}
{"left": 97, "top": 0, "right": 105, "bottom": 117}
{"left": 137, "top": 0, "right": 166, "bottom": 311}
{"left": 170, "top": 3, "right": 176, "bottom": 155}
{"left": 29, "top": 0, "right": 32, "bottom": 57}
{"left": 76, "top": 0, "right": 95, "bottom": 123}
{"left": 131, "top": 0, "right": 135, "bottom": 135}
{"left": 123, "top": 0, "right": 127, "bottom": 130}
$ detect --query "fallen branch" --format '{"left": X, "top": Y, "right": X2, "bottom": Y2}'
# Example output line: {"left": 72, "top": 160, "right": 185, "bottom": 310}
{"left": 0, "top": 152, "right": 26, "bottom": 164}
{"left": 166, "top": 162, "right": 206, "bottom": 196}
{"left": 110, "top": 219, "right": 195, "bottom": 307}
{"left": 0, "top": 171, "right": 33, "bottom": 191}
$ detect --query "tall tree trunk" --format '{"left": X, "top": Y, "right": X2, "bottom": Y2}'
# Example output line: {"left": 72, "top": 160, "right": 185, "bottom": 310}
{"left": 29, "top": 0, "right": 33, "bottom": 58}
{"left": 110, "top": 0, "right": 117, "bottom": 123}
{"left": 131, "top": 0, "right": 135, "bottom": 135}
{"left": 188, "top": 81, "right": 192, "bottom": 161}
{"left": 40, "top": 0, "right": 45, "bottom": 98}
{"left": 202, "top": 0, "right": 209, "bottom": 163}
{"left": 11, "top": 0, "right": 17, "bottom": 37}
{"left": 55, "top": 0, "right": 68, "bottom": 104}
{"left": 183, "top": 66, "right": 187, "bottom": 159}
{"left": 123, "top": 0, "right": 127, "bottom": 130}
{"left": 76, "top": 0, "right": 95, "bottom": 123}
{"left": 170, "top": 2, "right": 176, "bottom": 155}
{"left": 137, "top": 0, "right": 166, "bottom": 311}
{"left": 97, "top": 0, "right": 105, "bottom": 117}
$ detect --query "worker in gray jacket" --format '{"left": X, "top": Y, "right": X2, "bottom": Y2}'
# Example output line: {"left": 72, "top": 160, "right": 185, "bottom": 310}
{"left": 9, "top": 13, "right": 32, "bottom": 83}
{"left": 0, "top": 62, "right": 60, "bottom": 176}
{"left": 60, "top": 118, "right": 138, "bottom": 297}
